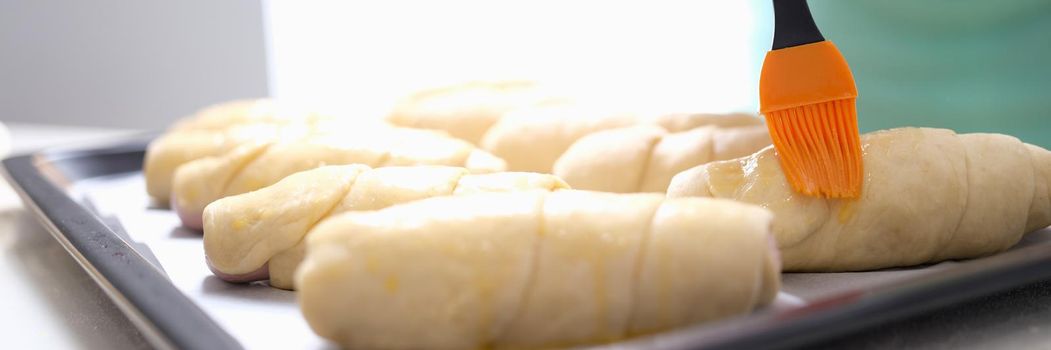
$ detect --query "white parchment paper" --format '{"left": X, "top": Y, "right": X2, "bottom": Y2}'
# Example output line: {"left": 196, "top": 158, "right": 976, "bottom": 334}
{"left": 72, "top": 172, "right": 1051, "bottom": 349}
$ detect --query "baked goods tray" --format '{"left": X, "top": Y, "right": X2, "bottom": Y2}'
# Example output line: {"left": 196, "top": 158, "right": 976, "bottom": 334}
{"left": 5, "top": 136, "right": 1051, "bottom": 350}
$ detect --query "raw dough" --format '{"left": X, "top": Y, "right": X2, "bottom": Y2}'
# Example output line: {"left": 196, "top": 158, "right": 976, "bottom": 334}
{"left": 482, "top": 106, "right": 762, "bottom": 172}
{"left": 144, "top": 99, "right": 349, "bottom": 202}
{"left": 296, "top": 190, "right": 778, "bottom": 349}
{"left": 554, "top": 124, "right": 770, "bottom": 193}
{"left": 173, "top": 128, "right": 506, "bottom": 230}
{"left": 203, "top": 165, "right": 567, "bottom": 289}
{"left": 169, "top": 99, "right": 331, "bottom": 132}
{"left": 668, "top": 127, "right": 1051, "bottom": 271}
{"left": 386, "top": 81, "right": 568, "bottom": 144}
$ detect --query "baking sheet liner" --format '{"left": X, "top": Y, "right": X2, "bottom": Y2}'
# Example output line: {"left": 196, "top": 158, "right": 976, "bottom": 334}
{"left": 69, "top": 171, "right": 1051, "bottom": 348}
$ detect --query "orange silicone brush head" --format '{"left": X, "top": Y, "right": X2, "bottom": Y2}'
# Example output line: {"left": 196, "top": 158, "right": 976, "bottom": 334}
{"left": 760, "top": 40, "right": 863, "bottom": 198}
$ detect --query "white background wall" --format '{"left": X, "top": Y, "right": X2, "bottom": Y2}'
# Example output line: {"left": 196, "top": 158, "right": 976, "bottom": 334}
{"left": 0, "top": 1, "right": 269, "bottom": 129}
{"left": 0, "top": 1, "right": 771, "bottom": 129}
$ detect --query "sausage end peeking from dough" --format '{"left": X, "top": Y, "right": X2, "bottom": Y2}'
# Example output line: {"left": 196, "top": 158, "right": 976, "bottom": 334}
{"left": 172, "top": 142, "right": 272, "bottom": 230}
{"left": 204, "top": 165, "right": 367, "bottom": 281}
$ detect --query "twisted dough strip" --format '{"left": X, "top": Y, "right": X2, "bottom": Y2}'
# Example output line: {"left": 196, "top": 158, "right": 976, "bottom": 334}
{"left": 164, "top": 87, "right": 554, "bottom": 202}
{"left": 168, "top": 98, "right": 333, "bottom": 132}
{"left": 297, "top": 190, "right": 779, "bottom": 349}
{"left": 145, "top": 124, "right": 311, "bottom": 203}
{"left": 145, "top": 99, "right": 345, "bottom": 202}
{"left": 204, "top": 165, "right": 567, "bottom": 290}
{"left": 386, "top": 80, "right": 569, "bottom": 144}
{"left": 173, "top": 128, "right": 506, "bottom": 229}
{"left": 668, "top": 127, "right": 1051, "bottom": 271}
{"left": 480, "top": 105, "right": 764, "bottom": 172}
{"left": 554, "top": 124, "right": 771, "bottom": 193}
{"left": 384, "top": 81, "right": 763, "bottom": 172}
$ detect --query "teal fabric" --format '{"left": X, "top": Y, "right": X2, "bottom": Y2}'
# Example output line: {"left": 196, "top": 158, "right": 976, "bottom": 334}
{"left": 805, "top": 1, "right": 1051, "bottom": 148}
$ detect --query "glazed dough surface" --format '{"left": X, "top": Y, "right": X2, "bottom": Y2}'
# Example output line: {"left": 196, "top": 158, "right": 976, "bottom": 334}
{"left": 668, "top": 127, "right": 1051, "bottom": 271}
{"left": 481, "top": 104, "right": 640, "bottom": 172}
{"left": 144, "top": 123, "right": 308, "bottom": 202}
{"left": 204, "top": 166, "right": 567, "bottom": 289}
{"left": 173, "top": 127, "right": 507, "bottom": 229}
{"left": 482, "top": 107, "right": 763, "bottom": 173}
{"left": 554, "top": 124, "right": 771, "bottom": 193}
{"left": 145, "top": 98, "right": 349, "bottom": 202}
{"left": 296, "top": 190, "right": 778, "bottom": 349}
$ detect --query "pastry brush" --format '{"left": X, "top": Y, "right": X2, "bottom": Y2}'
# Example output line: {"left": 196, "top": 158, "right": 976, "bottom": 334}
{"left": 760, "top": 0, "right": 862, "bottom": 198}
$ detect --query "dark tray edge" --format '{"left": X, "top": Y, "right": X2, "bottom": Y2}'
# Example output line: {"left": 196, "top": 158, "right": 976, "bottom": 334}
{"left": 602, "top": 236, "right": 1051, "bottom": 350}
{"left": 1, "top": 140, "right": 242, "bottom": 350}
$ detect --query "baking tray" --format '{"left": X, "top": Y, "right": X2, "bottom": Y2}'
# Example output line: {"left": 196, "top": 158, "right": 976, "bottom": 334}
{"left": 4, "top": 136, "right": 1051, "bottom": 350}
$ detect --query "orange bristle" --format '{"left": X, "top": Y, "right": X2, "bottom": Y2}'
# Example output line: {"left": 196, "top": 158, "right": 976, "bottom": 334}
{"left": 759, "top": 40, "right": 862, "bottom": 198}
{"left": 765, "top": 99, "right": 862, "bottom": 198}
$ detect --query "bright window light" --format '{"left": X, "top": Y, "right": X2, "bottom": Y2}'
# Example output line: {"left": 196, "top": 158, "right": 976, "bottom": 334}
{"left": 265, "top": 1, "right": 769, "bottom": 120}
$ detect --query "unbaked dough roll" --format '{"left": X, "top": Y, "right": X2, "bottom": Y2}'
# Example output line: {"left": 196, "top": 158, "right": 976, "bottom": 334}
{"left": 144, "top": 123, "right": 311, "bottom": 203}
{"left": 173, "top": 128, "right": 507, "bottom": 230}
{"left": 668, "top": 127, "right": 1051, "bottom": 271}
{"left": 554, "top": 124, "right": 771, "bottom": 193}
{"left": 651, "top": 112, "right": 765, "bottom": 132}
{"left": 481, "top": 105, "right": 762, "bottom": 172}
{"left": 144, "top": 98, "right": 352, "bottom": 203}
{"left": 296, "top": 190, "right": 779, "bottom": 349}
{"left": 169, "top": 98, "right": 333, "bottom": 132}
{"left": 386, "top": 81, "right": 568, "bottom": 144}
{"left": 204, "top": 165, "right": 567, "bottom": 289}
{"left": 479, "top": 104, "right": 639, "bottom": 173}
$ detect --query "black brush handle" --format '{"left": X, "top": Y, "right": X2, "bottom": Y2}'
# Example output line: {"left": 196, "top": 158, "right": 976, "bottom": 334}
{"left": 772, "top": 0, "right": 825, "bottom": 49}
